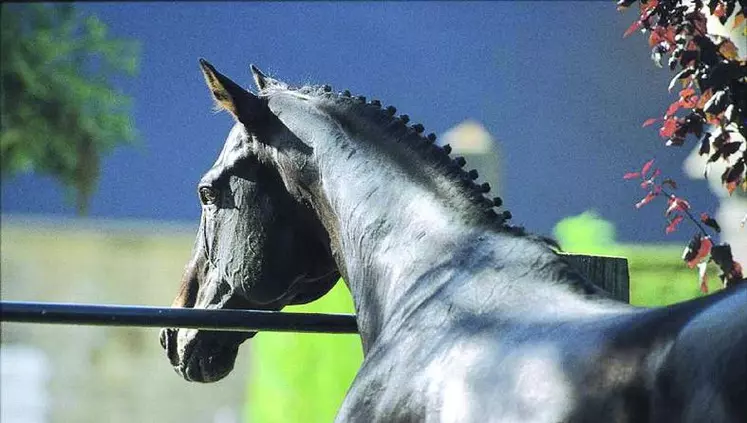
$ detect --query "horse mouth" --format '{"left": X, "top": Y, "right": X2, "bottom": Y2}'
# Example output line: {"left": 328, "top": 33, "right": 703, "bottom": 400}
{"left": 160, "top": 328, "right": 254, "bottom": 383}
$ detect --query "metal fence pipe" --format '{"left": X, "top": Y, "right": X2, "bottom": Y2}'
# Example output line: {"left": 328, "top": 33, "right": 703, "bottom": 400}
{"left": 0, "top": 301, "right": 359, "bottom": 334}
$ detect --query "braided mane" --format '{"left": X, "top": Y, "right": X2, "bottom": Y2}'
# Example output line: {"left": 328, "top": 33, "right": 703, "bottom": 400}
{"left": 259, "top": 81, "right": 559, "bottom": 248}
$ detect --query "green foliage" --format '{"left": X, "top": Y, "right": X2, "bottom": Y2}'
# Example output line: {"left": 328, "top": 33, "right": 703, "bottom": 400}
{"left": 553, "top": 210, "right": 618, "bottom": 255}
{"left": 246, "top": 281, "right": 362, "bottom": 423}
{"left": 553, "top": 211, "right": 723, "bottom": 302}
{"left": 0, "top": 4, "right": 139, "bottom": 214}
{"left": 622, "top": 245, "right": 722, "bottom": 306}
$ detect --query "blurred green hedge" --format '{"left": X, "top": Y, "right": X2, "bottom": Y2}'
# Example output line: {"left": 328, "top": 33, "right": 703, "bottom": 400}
{"left": 246, "top": 282, "right": 361, "bottom": 423}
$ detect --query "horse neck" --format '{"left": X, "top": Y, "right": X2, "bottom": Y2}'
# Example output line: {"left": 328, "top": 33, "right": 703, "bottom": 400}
{"left": 311, "top": 143, "right": 607, "bottom": 353}
{"left": 263, "top": 90, "right": 618, "bottom": 351}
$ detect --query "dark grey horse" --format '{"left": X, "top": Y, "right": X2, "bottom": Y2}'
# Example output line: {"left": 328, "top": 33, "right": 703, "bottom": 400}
{"left": 163, "top": 59, "right": 747, "bottom": 423}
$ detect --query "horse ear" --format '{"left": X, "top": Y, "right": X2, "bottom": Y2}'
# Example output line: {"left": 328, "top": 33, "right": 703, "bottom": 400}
{"left": 199, "top": 58, "right": 266, "bottom": 125}
{"left": 250, "top": 64, "right": 279, "bottom": 91}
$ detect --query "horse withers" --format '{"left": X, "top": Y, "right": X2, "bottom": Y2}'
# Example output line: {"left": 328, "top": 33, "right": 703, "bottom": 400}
{"left": 163, "top": 59, "right": 747, "bottom": 422}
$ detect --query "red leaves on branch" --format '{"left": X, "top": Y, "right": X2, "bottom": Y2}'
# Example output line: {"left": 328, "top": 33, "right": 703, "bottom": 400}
{"left": 623, "top": 0, "right": 746, "bottom": 195}
{"left": 619, "top": 0, "right": 746, "bottom": 294}
{"left": 626, "top": 159, "right": 668, "bottom": 209}
{"left": 626, "top": 159, "right": 665, "bottom": 210}
{"left": 624, "top": 158, "right": 742, "bottom": 291}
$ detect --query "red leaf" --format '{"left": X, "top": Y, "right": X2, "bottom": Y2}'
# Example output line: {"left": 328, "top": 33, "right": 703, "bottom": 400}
{"left": 624, "top": 20, "right": 643, "bottom": 38}
{"left": 624, "top": 171, "right": 641, "bottom": 180}
{"left": 650, "top": 169, "right": 661, "bottom": 179}
{"left": 678, "top": 87, "right": 695, "bottom": 99}
{"left": 726, "top": 181, "right": 738, "bottom": 195}
{"left": 714, "top": 2, "right": 726, "bottom": 18}
{"left": 659, "top": 118, "right": 678, "bottom": 138}
{"left": 697, "top": 262, "right": 709, "bottom": 293}
{"left": 642, "top": 0, "right": 659, "bottom": 13}
{"left": 680, "top": 95, "right": 698, "bottom": 109}
{"left": 648, "top": 32, "right": 660, "bottom": 48}
{"left": 666, "top": 215, "right": 684, "bottom": 234}
{"left": 642, "top": 118, "right": 660, "bottom": 128}
{"left": 685, "top": 236, "right": 713, "bottom": 268}
{"left": 733, "top": 262, "right": 744, "bottom": 281}
{"left": 636, "top": 192, "right": 657, "bottom": 209}
{"left": 648, "top": 24, "right": 671, "bottom": 47}
{"left": 641, "top": 159, "right": 655, "bottom": 178}
{"left": 665, "top": 101, "right": 681, "bottom": 117}
{"left": 666, "top": 196, "right": 691, "bottom": 215}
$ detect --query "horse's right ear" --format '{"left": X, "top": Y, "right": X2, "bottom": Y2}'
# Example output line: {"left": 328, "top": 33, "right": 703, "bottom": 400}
{"left": 199, "top": 58, "right": 266, "bottom": 126}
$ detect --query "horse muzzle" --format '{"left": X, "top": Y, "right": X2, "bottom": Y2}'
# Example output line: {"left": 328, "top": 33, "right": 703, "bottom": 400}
{"left": 159, "top": 327, "right": 254, "bottom": 383}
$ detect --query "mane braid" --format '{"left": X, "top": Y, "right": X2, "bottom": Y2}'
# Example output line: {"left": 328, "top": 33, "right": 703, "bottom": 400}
{"left": 259, "top": 81, "right": 555, "bottom": 246}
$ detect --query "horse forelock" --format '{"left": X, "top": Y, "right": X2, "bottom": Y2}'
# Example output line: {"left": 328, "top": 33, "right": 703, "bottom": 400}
{"left": 256, "top": 80, "right": 555, "bottom": 245}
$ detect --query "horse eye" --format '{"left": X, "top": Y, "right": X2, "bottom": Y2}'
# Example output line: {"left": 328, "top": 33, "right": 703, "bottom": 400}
{"left": 199, "top": 187, "right": 218, "bottom": 205}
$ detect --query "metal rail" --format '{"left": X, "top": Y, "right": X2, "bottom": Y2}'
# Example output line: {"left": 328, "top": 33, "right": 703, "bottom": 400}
{"left": 0, "top": 301, "right": 358, "bottom": 334}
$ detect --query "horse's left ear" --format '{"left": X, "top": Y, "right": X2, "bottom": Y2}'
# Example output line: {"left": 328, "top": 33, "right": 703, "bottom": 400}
{"left": 199, "top": 58, "right": 266, "bottom": 126}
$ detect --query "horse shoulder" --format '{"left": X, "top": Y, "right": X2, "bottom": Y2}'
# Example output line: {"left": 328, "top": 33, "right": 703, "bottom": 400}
{"left": 337, "top": 319, "right": 589, "bottom": 423}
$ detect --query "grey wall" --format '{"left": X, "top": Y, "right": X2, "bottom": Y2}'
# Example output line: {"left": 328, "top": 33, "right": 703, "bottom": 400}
{"left": 1, "top": 217, "right": 249, "bottom": 423}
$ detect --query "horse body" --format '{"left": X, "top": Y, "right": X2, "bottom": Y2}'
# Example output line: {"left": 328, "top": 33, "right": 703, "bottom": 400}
{"left": 162, "top": 60, "right": 747, "bottom": 422}
{"left": 338, "top": 275, "right": 746, "bottom": 422}
{"left": 329, "top": 225, "right": 746, "bottom": 422}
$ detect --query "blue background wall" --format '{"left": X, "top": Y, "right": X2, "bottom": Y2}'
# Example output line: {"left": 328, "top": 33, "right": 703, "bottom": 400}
{"left": 1, "top": 2, "right": 713, "bottom": 242}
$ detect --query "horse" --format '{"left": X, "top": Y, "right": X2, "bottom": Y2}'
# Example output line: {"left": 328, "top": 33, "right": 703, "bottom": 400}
{"left": 162, "top": 59, "right": 747, "bottom": 422}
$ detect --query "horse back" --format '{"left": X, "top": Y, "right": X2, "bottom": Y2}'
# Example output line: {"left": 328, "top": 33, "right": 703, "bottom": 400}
{"left": 652, "top": 284, "right": 747, "bottom": 423}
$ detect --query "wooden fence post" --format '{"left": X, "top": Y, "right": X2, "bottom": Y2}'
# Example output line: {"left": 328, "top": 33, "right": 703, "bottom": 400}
{"left": 562, "top": 254, "right": 630, "bottom": 303}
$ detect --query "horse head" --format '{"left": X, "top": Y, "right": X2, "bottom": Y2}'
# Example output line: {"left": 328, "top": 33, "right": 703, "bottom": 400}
{"left": 160, "top": 64, "right": 339, "bottom": 382}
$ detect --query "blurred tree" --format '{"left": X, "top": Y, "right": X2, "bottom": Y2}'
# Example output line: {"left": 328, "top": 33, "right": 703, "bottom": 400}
{"left": 1, "top": 4, "right": 139, "bottom": 214}
{"left": 554, "top": 211, "right": 617, "bottom": 255}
